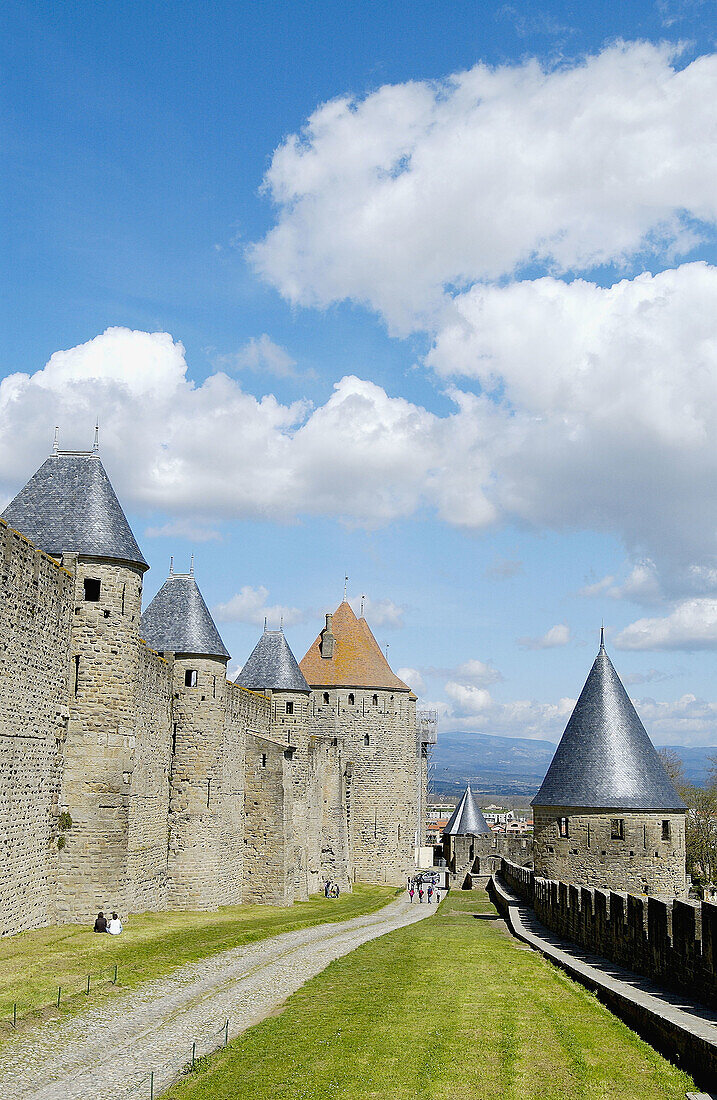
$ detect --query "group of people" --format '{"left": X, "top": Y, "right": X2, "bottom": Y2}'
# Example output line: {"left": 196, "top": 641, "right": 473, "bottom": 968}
{"left": 408, "top": 881, "right": 440, "bottom": 904}
{"left": 323, "top": 880, "right": 341, "bottom": 898}
{"left": 93, "top": 911, "right": 122, "bottom": 934}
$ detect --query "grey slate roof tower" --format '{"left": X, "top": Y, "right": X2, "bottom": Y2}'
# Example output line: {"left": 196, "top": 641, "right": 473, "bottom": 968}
{"left": 443, "top": 786, "right": 491, "bottom": 836}
{"left": 140, "top": 567, "right": 230, "bottom": 660}
{"left": 236, "top": 629, "right": 309, "bottom": 692}
{"left": 532, "top": 633, "right": 685, "bottom": 811}
{"left": 2, "top": 449, "right": 148, "bottom": 570}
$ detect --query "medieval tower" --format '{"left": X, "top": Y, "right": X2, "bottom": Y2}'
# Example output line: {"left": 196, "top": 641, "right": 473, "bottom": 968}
{"left": 532, "top": 631, "right": 687, "bottom": 897}
{"left": 299, "top": 601, "right": 429, "bottom": 885}
{"left": 0, "top": 442, "right": 426, "bottom": 933}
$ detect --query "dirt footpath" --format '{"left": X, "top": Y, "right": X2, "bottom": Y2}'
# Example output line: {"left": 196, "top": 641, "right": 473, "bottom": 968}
{"left": 0, "top": 894, "right": 434, "bottom": 1100}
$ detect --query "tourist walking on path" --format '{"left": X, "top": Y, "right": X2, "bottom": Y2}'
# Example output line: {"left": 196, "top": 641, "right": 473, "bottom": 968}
{"left": 409, "top": 885, "right": 415, "bottom": 903}
{"left": 418, "top": 887, "right": 424, "bottom": 903}
{"left": 427, "top": 886, "right": 433, "bottom": 903}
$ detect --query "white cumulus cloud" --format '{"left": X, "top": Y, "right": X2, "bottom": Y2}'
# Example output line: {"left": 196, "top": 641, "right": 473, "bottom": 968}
{"left": 212, "top": 585, "right": 304, "bottom": 628}
{"left": 615, "top": 598, "right": 717, "bottom": 650}
{"left": 518, "top": 623, "right": 571, "bottom": 650}
{"left": 251, "top": 43, "right": 717, "bottom": 332}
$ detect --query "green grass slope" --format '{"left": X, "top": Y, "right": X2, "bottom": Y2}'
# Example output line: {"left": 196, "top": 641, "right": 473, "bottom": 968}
{"left": 0, "top": 885, "right": 396, "bottom": 1029}
{"left": 167, "top": 890, "right": 694, "bottom": 1100}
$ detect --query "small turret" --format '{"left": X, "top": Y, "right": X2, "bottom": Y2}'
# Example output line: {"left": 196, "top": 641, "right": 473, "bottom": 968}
{"left": 320, "top": 613, "right": 335, "bottom": 659}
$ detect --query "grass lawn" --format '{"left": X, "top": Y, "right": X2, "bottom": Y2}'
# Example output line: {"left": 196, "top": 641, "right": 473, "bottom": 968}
{"left": 166, "top": 889, "right": 694, "bottom": 1100}
{"left": 0, "top": 885, "right": 396, "bottom": 1031}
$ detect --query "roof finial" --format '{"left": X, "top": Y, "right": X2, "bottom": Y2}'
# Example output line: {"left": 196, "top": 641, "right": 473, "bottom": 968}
{"left": 264, "top": 616, "right": 267, "bottom": 632}
{"left": 360, "top": 593, "right": 365, "bottom": 617}
{"left": 385, "top": 642, "right": 390, "bottom": 660}
{"left": 52, "top": 426, "right": 59, "bottom": 455}
{"left": 343, "top": 574, "right": 348, "bottom": 601}
{"left": 189, "top": 553, "right": 194, "bottom": 576}
{"left": 599, "top": 622, "right": 605, "bottom": 652}
{"left": 169, "top": 555, "right": 174, "bottom": 576}
{"left": 93, "top": 420, "right": 99, "bottom": 453}
{"left": 280, "top": 615, "right": 284, "bottom": 631}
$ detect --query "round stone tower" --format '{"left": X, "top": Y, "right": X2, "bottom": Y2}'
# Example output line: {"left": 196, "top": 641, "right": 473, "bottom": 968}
{"left": 532, "top": 631, "right": 687, "bottom": 897}
{"left": 140, "top": 562, "right": 232, "bottom": 909}
{"left": 1, "top": 441, "right": 154, "bottom": 919}
{"left": 442, "top": 785, "right": 492, "bottom": 887}
{"left": 236, "top": 627, "right": 316, "bottom": 901}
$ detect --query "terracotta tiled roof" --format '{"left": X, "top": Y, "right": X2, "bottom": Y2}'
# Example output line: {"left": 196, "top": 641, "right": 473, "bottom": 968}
{"left": 299, "top": 601, "right": 410, "bottom": 691}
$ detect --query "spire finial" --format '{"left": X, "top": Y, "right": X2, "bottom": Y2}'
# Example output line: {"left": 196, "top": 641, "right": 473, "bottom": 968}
{"left": 599, "top": 622, "right": 605, "bottom": 652}
{"left": 360, "top": 593, "right": 365, "bottom": 617}
{"left": 385, "top": 642, "right": 390, "bottom": 660}
{"left": 280, "top": 615, "right": 284, "bottom": 631}
{"left": 343, "top": 574, "right": 348, "bottom": 601}
{"left": 189, "top": 553, "right": 194, "bottom": 576}
{"left": 264, "top": 616, "right": 267, "bottom": 632}
{"left": 52, "top": 426, "right": 59, "bottom": 454}
{"left": 169, "top": 555, "right": 174, "bottom": 576}
{"left": 93, "top": 420, "right": 99, "bottom": 453}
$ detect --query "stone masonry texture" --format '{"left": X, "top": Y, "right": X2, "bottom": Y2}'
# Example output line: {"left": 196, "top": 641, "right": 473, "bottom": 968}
{"left": 0, "top": 518, "right": 427, "bottom": 931}
{"left": 501, "top": 857, "right": 717, "bottom": 1012}
{"left": 533, "top": 805, "right": 687, "bottom": 897}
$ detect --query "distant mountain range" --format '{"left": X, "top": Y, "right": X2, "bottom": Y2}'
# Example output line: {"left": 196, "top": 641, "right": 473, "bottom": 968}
{"left": 431, "top": 731, "right": 716, "bottom": 798}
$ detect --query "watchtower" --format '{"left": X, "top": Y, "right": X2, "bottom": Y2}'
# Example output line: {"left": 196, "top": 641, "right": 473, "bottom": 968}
{"left": 532, "top": 632, "right": 687, "bottom": 897}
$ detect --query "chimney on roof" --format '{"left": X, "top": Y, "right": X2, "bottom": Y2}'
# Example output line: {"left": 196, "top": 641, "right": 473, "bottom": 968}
{"left": 320, "top": 612, "right": 335, "bottom": 659}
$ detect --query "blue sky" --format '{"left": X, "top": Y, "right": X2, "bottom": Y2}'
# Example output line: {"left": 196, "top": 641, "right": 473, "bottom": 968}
{"left": 3, "top": 0, "right": 717, "bottom": 744}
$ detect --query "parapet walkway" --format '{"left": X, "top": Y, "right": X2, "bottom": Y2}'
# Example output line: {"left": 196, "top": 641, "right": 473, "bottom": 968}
{"left": 0, "top": 893, "right": 434, "bottom": 1100}
{"left": 491, "top": 874, "right": 717, "bottom": 1090}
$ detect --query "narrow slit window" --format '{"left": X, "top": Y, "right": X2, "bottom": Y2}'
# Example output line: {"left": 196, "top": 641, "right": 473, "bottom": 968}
{"left": 610, "top": 818, "right": 624, "bottom": 840}
{"left": 73, "top": 655, "right": 80, "bottom": 695}
{"left": 323, "top": 692, "right": 330, "bottom": 705}
{"left": 83, "top": 577, "right": 101, "bottom": 601}
{"left": 661, "top": 819, "right": 670, "bottom": 841}
{"left": 558, "top": 817, "right": 569, "bottom": 838}
{"left": 261, "top": 753, "right": 267, "bottom": 768}
{"left": 172, "top": 723, "right": 177, "bottom": 755}
{"left": 348, "top": 693, "right": 355, "bottom": 705}
{"left": 372, "top": 694, "right": 378, "bottom": 706}
{"left": 185, "top": 669, "right": 198, "bottom": 688}
{"left": 286, "top": 701, "right": 294, "bottom": 715}
{"left": 363, "top": 733, "right": 370, "bottom": 747}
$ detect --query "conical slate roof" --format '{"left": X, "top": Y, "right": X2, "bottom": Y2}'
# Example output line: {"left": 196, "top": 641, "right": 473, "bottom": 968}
{"left": 300, "top": 601, "right": 409, "bottom": 691}
{"left": 443, "top": 787, "right": 492, "bottom": 837}
{"left": 236, "top": 630, "right": 309, "bottom": 692}
{"left": 140, "top": 571, "right": 229, "bottom": 659}
{"left": 2, "top": 450, "right": 147, "bottom": 570}
{"left": 532, "top": 637, "right": 685, "bottom": 811}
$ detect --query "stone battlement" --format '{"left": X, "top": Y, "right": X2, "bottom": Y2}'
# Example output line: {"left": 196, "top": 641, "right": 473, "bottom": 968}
{"left": 500, "top": 858, "right": 717, "bottom": 1010}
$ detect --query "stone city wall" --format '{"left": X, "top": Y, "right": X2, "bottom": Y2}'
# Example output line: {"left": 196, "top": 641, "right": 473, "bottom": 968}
{"left": 243, "top": 731, "right": 293, "bottom": 905}
{"left": 0, "top": 520, "right": 73, "bottom": 934}
{"left": 500, "top": 858, "right": 717, "bottom": 1010}
{"left": 308, "top": 688, "right": 419, "bottom": 885}
{"left": 125, "top": 642, "right": 172, "bottom": 913}
{"left": 533, "top": 805, "right": 687, "bottom": 897}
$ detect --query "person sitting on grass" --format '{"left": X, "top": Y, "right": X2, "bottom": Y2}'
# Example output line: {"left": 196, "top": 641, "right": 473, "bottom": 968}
{"left": 93, "top": 911, "right": 108, "bottom": 933}
{"left": 108, "top": 912, "right": 122, "bottom": 935}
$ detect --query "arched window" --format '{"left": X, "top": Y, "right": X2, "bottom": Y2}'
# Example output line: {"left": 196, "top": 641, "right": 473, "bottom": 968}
{"left": 372, "top": 694, "right": 378, "bottom": 706}
{"left": 348, "top": 693, "right": 355, "bottom": 705}
{"left": 323, "top": 692, "right": 330, "bottom": 705}
{"left": 363, "top": 733, "right": 370, "bottom": 747}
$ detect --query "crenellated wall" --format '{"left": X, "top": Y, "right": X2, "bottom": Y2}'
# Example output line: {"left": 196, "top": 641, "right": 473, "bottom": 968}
{"left": 499, "top": 858, "right": 717, "bottom": 1010}
{"left": 0, "top": 520, "right": 73, "bottom": 934}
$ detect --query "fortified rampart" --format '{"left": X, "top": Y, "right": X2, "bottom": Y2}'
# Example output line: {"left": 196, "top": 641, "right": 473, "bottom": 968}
{"left": 0, "top": 519, "right": 73, "bottom": 935}
{"left": 499, "top": 858, "right": 717, "bottom": 1011}
{"left": 0, "top": 448, "right": 428, "bottom": 933}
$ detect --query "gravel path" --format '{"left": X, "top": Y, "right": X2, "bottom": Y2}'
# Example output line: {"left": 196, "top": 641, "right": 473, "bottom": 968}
{"left": 0, "top": 894, "right": 434, "bottom": 1100}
